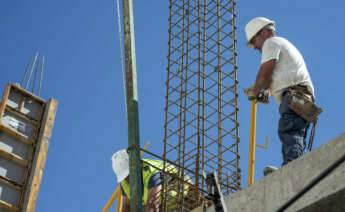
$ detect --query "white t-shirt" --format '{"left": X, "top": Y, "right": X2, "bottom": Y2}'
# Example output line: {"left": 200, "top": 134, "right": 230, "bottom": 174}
{"left": 261, "top": 36, "right": 314, "bottom": 104}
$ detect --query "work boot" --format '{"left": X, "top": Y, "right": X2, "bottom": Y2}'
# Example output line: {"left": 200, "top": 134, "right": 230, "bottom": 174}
{"left": 263, "top": 166, "right": 278, "bottom": 176}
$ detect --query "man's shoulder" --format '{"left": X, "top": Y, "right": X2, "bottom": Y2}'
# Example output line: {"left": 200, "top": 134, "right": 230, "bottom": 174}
{"left": 265, "top": 36, "right": 288, "bottom": 45}
{"left": 263, "top": 37, "right": 295, "bottom": 52}
{"left": 262, "top": 37, "right": 283, "bottom": 54}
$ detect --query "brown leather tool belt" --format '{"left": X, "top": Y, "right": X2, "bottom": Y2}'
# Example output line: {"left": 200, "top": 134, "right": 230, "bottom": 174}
{"left": 285, "top": 85, "right": 322, "bottom": 123}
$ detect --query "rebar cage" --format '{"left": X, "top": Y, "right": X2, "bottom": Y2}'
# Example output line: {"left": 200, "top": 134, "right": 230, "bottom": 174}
{"left": 162, "top": 0, "right": 240, "bottom": 210}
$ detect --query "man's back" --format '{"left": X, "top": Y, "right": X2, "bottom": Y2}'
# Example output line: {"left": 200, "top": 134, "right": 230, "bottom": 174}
{"left": 262, "top": 36, "right": 314, "bottom": 104}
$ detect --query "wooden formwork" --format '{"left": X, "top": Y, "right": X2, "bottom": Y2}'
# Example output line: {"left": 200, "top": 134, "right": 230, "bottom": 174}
{"left": 0, "top": 83, "right": 57, "bottom": 212}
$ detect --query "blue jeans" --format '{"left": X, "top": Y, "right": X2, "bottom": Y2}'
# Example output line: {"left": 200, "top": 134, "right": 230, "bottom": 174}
{"left": 278, "top": 92, "right": 310, "bottom": 166}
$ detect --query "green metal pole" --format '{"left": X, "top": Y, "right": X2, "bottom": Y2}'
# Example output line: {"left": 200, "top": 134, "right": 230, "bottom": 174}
{"left": 122, "top": 0, "right": 143, "bottom": 211}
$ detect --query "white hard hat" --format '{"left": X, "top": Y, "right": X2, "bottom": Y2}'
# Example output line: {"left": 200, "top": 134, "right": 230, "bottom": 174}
{"left": 245, "top": 17, "right": 275, "bottom": 48}
{"left": 111, "top": 149, "right": 129, "bottom": 183}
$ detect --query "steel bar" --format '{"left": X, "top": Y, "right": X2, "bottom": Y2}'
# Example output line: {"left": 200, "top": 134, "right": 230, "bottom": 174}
{"left": 38, "top": 56, "right": 45, "bottom": 96}
{"left": 163, "top": 0, "right": 240, "bottom": 210}
{"left": 21, "top": 56, "right": 32, "bottom": 87}
{"left": 217, "top": 0, "right": 223, "bottom": 183}
{"left": 25, "top": 52, "right": 39, "bottom": 90}
{"left": 232, "top": 1, "right": 240, "bottom": 190}
{"left": 176, "top": 0, "right": 186, "bottom": 209}
{"left": 162, "top": 0, "right": 174, "bottom": 209}
{"left": 32, "top": 58, "right": 39, "bottom": 93}
{"left": 121, "top": 0, "right": 142, "bottom": 211}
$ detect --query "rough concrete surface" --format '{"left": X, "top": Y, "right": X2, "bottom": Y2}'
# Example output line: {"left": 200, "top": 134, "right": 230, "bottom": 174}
{"left": 192, "top": 133, "right": 345, "bottom": 212}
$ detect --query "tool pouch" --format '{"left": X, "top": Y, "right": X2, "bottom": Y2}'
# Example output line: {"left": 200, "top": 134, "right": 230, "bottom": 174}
{"left": 287, "top": 89, "right": 322, "bottom": 123}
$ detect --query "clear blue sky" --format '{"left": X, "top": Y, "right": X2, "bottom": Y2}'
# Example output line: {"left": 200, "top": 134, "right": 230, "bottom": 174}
{"left": 0, "top": 1, "right": 344, "bottom": 211}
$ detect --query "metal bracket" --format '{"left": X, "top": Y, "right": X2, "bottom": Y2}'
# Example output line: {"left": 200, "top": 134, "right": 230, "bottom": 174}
{"left": 204, "top": 170, "right": 228, "bottom": 212}
{"left": 256, "top": 136, "right": 269, "bottom": 149}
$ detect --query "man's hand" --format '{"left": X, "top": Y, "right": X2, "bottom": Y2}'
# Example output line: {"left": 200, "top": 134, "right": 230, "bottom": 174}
{"left": 245, "top": 87, "right": 271, "bottom": 104}
{"left": 257, "top": 89, "right": 270, "bottom": 104}
{"left": 244, "top": 87, "right": 256, "bottom": 101}
{"left": 145, "top": 185, "right": 161, "bottom": 212}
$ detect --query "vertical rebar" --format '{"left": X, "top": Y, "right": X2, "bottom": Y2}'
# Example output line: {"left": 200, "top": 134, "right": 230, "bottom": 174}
{"left": 25, "top": 52, "right": 39, "bottom": 90}
{"left": 162, "top": 0, "right": 174, "bottom": 208}
{"left": 163, "top": 0, "right": 240, "bottom": 210}
{"left": 122, "top": 0, "right": 143, "bottom": 211}
{"left": 32, "top": 59, "right": 40, "bottom": 93}
{"left": 216, "top": 0, "right": 223, "bottom": 185}
{"left": 38, "top": 56, "right": 45, "bottom": 96}
{"left": 195, "top": 0, "right": 202, "bottom": 207}
{"left": 232, "top": 0, "right": 241, "bottom": 190}
{"left": 176, "top": 0, "right": 186, "bottom": 210}
{"left": 21, "top": 56, "right": 33, "bottom": 87}
{"left": 201, "top": 0, "right": 207, "bottom": 194}
{"left": 181, "top": 1, "right": 192, "bottom": 209}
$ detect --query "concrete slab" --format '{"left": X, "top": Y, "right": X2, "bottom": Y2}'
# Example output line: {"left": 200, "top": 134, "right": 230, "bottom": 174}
{"left": 192, "top": 133, "right": 345, "bottom": 212}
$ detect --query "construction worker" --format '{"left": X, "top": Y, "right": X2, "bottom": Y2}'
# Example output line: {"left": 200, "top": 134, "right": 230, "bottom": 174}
{"left": 244, "top": 17, "right": 316, "bottom": 174}
{"left": 112, "top": 149, "right": 193, "bottom": 212}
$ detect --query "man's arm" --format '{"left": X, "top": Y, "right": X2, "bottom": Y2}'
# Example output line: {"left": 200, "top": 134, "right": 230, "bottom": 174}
{"left": 145, "top": 185, "right": 162, "bottom": 212}
{"left": 252, "top": 59, "right": 276, "bottom": 96}
{"left": 122, "top": 196, "right": 130, "bottom": 212}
